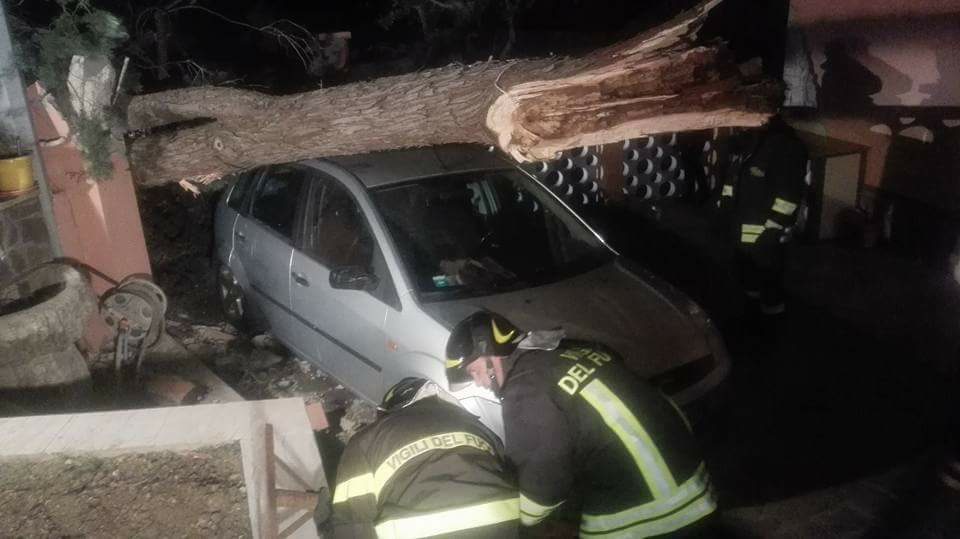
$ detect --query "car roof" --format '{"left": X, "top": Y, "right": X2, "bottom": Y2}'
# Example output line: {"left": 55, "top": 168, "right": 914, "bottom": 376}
{"left": 319, "top": 144, "right": 513, "bottom": 188}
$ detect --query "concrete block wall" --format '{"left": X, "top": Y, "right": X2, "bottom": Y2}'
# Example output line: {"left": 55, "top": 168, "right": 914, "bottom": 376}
{"left": 0, "top": 192, "right": 51, "bottom": 285}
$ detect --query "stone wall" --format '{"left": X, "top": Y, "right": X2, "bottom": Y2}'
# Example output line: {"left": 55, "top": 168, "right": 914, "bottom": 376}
{"left": 0, "top": 192, "right": 52, "bottom": 285}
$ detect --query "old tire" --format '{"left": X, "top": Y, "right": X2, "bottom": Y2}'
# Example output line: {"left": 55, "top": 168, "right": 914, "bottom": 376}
{"left": 0, "top": 263, "right": 97, "bottom": 364}
{"left": 0, "top": 344, "right": 90, "bottom": 389}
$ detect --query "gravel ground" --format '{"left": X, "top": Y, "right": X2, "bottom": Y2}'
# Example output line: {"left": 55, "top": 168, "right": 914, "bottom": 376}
{"left": 0, "top": 444, "right": 250, "bottom": 538}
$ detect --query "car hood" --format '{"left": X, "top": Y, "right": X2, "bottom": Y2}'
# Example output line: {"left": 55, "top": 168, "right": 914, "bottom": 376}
{"left": 420, "top": 259, "right": 710, "bottom": 378}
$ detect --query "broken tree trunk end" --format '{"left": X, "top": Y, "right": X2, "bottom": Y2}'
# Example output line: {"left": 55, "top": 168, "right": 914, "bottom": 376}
{"left": 127, "top": 0, "right": 779, "bottom": 187}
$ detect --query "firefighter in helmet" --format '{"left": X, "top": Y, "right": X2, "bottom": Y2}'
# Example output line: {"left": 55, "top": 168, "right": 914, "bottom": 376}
{"left": 719, "top": 115, "right": 809, "bottom": 315}
{"left": 331, "top": 376, "right": 519, "bottom": 538}
{"left": 446, "top": 311, "right": 717, "bottom": 537}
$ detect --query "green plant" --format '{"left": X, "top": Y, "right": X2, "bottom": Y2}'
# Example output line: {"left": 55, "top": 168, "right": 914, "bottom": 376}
{"left": 73, "top": 116, "right": 113, "bottom": 179}
{"left": 10, "top": 0, "right": 127, "bottom": 179}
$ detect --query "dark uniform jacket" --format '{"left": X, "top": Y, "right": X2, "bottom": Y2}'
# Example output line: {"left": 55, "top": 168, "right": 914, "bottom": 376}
{"left": 502, "top": 341, "right": 716, "bottom": 538}
{"left": 331, "top": 397, "right": 519, "bottom": 539}
{"left": 719, "top": 119, "right": 809, "bottom": 248}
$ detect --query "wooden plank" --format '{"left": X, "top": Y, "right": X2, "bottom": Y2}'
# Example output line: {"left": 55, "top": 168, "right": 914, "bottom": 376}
{"left": 261, "top": 423, "right": 278, "bottom": 539}
{"left": 276, "top": 489, "right": 319, "bottom": 512}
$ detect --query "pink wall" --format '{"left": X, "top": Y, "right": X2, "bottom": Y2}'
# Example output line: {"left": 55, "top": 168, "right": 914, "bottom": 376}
{"left": 799, "top": 17, "right": 960, "bottom": 107}
{"left": 790, "top": 0, "right": 960, "bottom": 25}
{"left": 784, "top": 1, "right": 960, "bottom": 210}
{"left": 787, "top": 0, "right": 960, "bottom": 108}
{"left": 27, "top": 84, "right": 153, "bottom": 352}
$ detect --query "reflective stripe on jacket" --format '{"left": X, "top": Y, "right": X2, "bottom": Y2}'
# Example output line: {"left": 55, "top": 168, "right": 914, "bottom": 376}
{"left": 502, "top": 342, "right": 717, "bottom": 537}
{"left": 719, "top": 120, "right": 809, "bottom": 246}
{"left": 331, "top": 397, "right": 519, "bottom": 538}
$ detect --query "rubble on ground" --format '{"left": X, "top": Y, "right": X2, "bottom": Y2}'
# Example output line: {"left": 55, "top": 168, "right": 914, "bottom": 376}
{"left": 154, "top": 320, "right": 377, "bottom": 442}
{"left": 145, "top": 374, "right": 209, "bottom": 405}
{"left": 337, "top": 399, "right": 378, "bottom": 444}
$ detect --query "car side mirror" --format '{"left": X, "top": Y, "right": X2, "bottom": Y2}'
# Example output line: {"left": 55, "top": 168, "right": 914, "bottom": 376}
{"left": 330, "top": 266, "right": 379, "bottom": 291}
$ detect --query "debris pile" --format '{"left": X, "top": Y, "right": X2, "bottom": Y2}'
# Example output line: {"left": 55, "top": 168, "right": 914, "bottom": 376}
{"left": 338, "top": 399, "right": 378, "bottom": 444}
{"left": 159, "top": 320, "right": 377, "bottom": 442}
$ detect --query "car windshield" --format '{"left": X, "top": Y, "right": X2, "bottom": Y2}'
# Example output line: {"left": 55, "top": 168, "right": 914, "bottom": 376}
{"left": 369, "top": 167, "right": 613, "bottom": 301}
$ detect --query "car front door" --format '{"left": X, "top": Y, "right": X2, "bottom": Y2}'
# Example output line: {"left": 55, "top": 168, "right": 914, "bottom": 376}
{"left": 236, "top": 164, "right": 310, "bottom": 346}
{"left": 289, "top": 170, "right": 400, "bottom": 401}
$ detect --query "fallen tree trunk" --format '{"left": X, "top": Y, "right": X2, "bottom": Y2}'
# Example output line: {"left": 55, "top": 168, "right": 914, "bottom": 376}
{"left": 127, "top": 0, "right": 779, "bottom": 187}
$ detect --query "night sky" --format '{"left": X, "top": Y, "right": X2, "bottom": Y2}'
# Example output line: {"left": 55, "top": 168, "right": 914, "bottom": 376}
{"left": 11, "top": 0, "right": 787, "bottom": 94}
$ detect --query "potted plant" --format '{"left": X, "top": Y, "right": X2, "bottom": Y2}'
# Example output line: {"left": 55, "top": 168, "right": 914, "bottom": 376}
{"left": 0, "top": 126, "right": 33, "bottom": 199}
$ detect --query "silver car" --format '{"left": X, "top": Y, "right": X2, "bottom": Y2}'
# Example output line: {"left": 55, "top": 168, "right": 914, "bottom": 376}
{"left": 214, "top": 145, "right": 729, "bottom": 434}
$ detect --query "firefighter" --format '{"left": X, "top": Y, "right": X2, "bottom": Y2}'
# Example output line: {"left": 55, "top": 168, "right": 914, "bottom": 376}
{"left": 446, "top": 311, "right": 717, "bottom": 538}
{"left": 330, "top": 377, "right": 520, "bottom": 538}
{"left": 719, "top": 115, "right": 809, "bottom": 315}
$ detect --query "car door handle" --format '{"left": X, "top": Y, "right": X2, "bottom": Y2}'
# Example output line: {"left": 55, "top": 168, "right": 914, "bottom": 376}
{"left": 292, "top": 272, "right": 310, "bottom": 287}
{"left": 235, "top": 230, "right": 246, "bottom": 242}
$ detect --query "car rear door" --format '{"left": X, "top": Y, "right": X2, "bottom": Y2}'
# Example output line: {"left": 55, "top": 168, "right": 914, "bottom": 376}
{"left": 289, "top": 170, "right": 401, "bottom": 401}
{"left": 215, "top": 169, "right": 261, "bottom": 269}
{"left": 237, "top": 164, "right": 310, "bottom": 345}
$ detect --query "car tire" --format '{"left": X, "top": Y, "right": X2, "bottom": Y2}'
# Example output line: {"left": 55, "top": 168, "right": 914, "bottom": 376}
{"left": 0, "top": 263, "right": 97, "bottom": 364}
{"left": 218, "top": 264, "right": 255, "bottom": 331}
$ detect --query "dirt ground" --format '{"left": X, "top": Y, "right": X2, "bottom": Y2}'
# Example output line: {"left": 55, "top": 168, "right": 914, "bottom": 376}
{"left": 0, "top": 444, "right": 250, "bottom": 538}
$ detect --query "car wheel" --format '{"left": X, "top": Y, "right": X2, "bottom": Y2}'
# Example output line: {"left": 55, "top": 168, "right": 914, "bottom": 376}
{"left": 218, "top": 265, "right": 246, "bottom": 326}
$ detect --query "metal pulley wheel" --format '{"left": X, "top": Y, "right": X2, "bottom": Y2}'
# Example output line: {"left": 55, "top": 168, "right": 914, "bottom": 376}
{"left": 100, "top": 276, "right": 167, "bottom": 348}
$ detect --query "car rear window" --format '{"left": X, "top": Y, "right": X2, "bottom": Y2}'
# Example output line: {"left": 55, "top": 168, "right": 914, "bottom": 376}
{"left": 250, "top": 165, "right": 307, "bottom": 240}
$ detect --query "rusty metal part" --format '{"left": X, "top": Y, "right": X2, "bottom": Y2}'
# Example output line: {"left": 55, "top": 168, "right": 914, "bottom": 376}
{"left": 102, "top": 276, "right": 167, "bottom": 394}
{"left": 100, "top": 277, "right": 167, "bottom": 348}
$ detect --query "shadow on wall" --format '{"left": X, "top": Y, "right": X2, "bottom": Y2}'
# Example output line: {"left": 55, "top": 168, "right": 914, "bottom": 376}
{"left": 922, "top": 48, "right": 960, "bottom": 105}
{"left": 789, "top": 20, "right": 960, "bottom": 265}
{"left": 818, "top": 38, "right": 884, "bottom": 112}
{"left": 819, "top": 35, "right": 960, "bottom": 110}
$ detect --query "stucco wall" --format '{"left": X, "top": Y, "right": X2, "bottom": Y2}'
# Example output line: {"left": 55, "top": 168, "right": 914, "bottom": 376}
{"left": 785, "top": 11, "right": 960, "bottom": 108}
{"left": 789, "top": 0, "right": 960, "bottom": 26}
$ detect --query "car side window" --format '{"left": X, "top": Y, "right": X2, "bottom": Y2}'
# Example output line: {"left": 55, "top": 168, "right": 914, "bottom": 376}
{"left": 307, "top": 179, "right": 375, "bottom": 268}
{"left": 227, "top": 169, "right": 259, "bottom": 213}
{"left": 305, "top": 176, "right": 400, "bottom": 309}
{"left": 249, "top": 165, "right": 308, "bottom": 240}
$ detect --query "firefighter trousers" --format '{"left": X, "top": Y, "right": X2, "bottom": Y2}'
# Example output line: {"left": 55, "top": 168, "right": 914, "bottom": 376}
{"left": 735, "top": 242, "right": 785, "bottom": 313}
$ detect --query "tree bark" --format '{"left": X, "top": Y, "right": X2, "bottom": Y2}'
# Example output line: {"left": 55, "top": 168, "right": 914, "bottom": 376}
{"left": 127, "top": 0, "right": 779, "bottom": 187}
